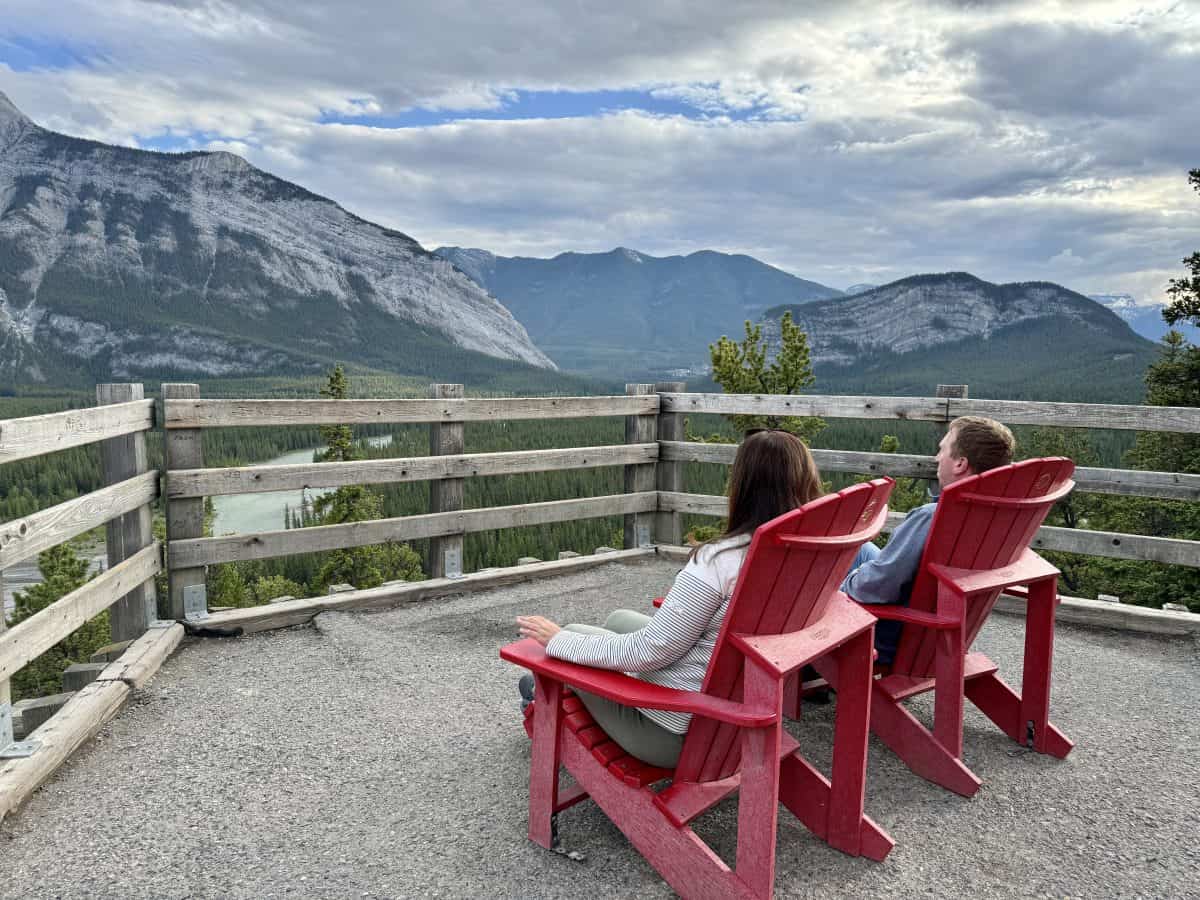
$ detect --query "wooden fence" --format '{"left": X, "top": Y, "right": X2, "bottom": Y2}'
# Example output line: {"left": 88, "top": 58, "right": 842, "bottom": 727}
{"left": 2, "top": 380, "right": 1199, "bottom": 804}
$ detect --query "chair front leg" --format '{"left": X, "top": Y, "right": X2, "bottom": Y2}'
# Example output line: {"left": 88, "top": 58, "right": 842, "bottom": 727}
{"left": 1021, "top": 576, "right": 1073, "bottom": 758}
{"left": 528, "top": 674, "right": 564, "bottom": 848}
{"left": 932, "top": 583, "right": 966, "bottom": 758}
{"left": 736, "top": 657, "right": 783, "bottom": 899}
{"left": 826, "top": 628, "right": 874, "bottom": 856}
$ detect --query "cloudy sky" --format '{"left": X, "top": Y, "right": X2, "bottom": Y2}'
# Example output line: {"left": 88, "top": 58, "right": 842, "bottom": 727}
{"left": 1, "top": 0, "right": 1197, "bottom": 303}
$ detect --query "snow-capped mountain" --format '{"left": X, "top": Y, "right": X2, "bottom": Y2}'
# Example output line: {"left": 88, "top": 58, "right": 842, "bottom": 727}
{"left": 0, "top": 92, "right": 553, "bottom": 383}
{"left": 1088, "top": 294, "right": 1199, "bottom": 344}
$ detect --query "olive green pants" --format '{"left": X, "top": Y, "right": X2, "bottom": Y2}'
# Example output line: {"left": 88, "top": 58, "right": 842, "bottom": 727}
{"left": 562, "top": 609, "right": 685, "bottom": 769}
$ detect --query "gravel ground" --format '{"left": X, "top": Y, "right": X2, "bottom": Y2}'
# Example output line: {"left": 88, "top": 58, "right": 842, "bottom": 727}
{"left": 0, "top": 557, "right": 1196, "bottom": 900}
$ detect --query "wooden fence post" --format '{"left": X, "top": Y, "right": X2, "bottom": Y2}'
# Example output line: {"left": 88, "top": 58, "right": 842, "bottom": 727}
{"left": 655, "top": 381, "right": 686, "bottom": 546}
{"left": 163, "top": 384, "right": 206, "bottom": 620}
{"left": 0, "top": 578, "right": 9, "bottom": 709}
{"left": 429, "top": 384, "right": 465, "bottom": 578}
{"left": 96, "top": 384, "right": 157, "bottom": 640}
{"left": 624, "top": 384, "right": 657, "bottom": 549}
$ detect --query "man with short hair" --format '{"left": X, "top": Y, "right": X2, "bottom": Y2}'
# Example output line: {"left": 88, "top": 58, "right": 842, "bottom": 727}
{"left": 842, "top": 416, "right": 1016, "bottom": 664}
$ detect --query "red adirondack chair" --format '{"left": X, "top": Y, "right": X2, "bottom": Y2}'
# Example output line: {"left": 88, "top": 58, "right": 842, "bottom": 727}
{"left": 818, "top": 457, "right": 1076, "bottom": 798}
{"left": 501, "top": 478, "right": 895, "bottom": 900}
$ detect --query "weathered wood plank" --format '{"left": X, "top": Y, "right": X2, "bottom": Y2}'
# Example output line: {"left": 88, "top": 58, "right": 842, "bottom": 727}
{"left": 993, "top": 592, "right": 1200, "bottom": 636}
{"left": 96, "top": 622, "right": 184, "bottom": 689}
{"left": 625, "top": 384, "right": 657, "bottom": 549}
{"left": 948, "top": 397, "right": 1200, "bottom": 434}
{"left": 200, "top": 548, "right": 655, "bottom": 634}
{"left": 171, "top": 492, "right": 658, "bottom": 567}
{"left": 659, "top": 392, "right": 953, "bottom": 422}
{"left": 0, "top": 400, "right": 154, "bottom": 466}
{"left": 429, "top": 384, "right": 465, "bottom": 578}
{"left": 659, "top": 442, "right": 1200, "bottom": 501}
{"left": 0, "top": 471, "right": 159, "bottom": 570}
{"left": 0, "top": 543, "right": 161, "bottom": 683}
{"left": 166, "top": 443, "right": 660, "bottom": 498}
{"left": 655, "top": 382, "right": 687, "bottom": 545}
{"left": 0, "top": 680, "right": 130, "bottom": 823}
{"left": 97, "top": 384, "right": 157, "bottom": 640}
{"left": 665, "top": 492, "right": 1200, "bottom": 567}
{"left": 164, "top": 395, "right": 659, "bottom": 428}
{"left": 659, "top": 392, "right": 1200, "bottom": 434}
{"left": 163, "top": 383, "right": 205, "bottom": 621}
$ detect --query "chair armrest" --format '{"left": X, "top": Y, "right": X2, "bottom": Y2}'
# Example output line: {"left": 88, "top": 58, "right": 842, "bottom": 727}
{"left": 863, "top": 604, "right": 961, "bottom": 629}
{"left": 728, "top": 594, "right": 876, "bottom": 677}
{"left": 500, "top": 638, "right": 776, "bottom": 727}
{"left": 927, "top": 548, "right": 1059, "bottom": 596}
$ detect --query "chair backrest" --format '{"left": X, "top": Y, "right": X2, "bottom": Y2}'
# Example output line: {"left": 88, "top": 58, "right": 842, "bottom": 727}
{"left": 674, "top": 478, "right": 894, "bottom": 784}
{"left": 891, "top": 456, "right": 1076, "bottom": 678}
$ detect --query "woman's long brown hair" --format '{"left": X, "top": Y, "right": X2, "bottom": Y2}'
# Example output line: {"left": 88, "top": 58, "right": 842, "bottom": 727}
{"left": 691, "top": 430, "right": 823, "bottom": 559}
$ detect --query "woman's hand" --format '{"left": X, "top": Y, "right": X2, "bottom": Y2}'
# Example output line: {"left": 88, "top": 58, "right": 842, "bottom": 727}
{"left": 516, "top": 615, "right": 562, "bottom": 646}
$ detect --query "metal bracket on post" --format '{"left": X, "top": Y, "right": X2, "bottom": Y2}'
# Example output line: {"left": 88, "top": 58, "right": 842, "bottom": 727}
{"left": 0, "top": 703, "right": 41, "bottom": 759}
{"left": 443, "top": 547, "right": 465, "bottom": 580}
{"left": 183, "top": 583, "right": 209, "bottom": 621}
{"left": 636, "top": 523, "right": 652, "bottom": 549}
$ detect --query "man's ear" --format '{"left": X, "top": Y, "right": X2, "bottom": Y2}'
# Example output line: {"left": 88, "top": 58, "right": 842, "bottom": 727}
{"left": 953, "top": 455, "right": 972, "bottom": 477}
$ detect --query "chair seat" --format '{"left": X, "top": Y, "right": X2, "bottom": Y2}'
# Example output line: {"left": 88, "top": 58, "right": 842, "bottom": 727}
{"left": 523, "top": 688, "right": 674, "bottom": 787}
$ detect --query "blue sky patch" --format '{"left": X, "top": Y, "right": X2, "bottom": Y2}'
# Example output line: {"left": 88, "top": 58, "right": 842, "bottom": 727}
{"left": 318, "top": 88, "right": 774, "bottom": 128}
{"left": 0, "top": 34, "right": 98, "bottom": 72}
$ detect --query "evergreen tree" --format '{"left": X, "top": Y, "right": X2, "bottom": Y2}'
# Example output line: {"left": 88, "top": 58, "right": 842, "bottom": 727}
{"left": 705, "top": 312, "right": 826, "bottom": 441}
{"left": 7, "top": 543, "right": 107, "bottom": 700}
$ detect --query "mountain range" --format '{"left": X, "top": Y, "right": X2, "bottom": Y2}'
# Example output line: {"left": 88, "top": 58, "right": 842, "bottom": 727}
{"left": 0, "top": 92, "right": 552, "bottom": 387}
{"left": 1088, "top": 293, "right": 1199, "bottom": 344}
{"left": 433, "top": 245, "right": 841, "bottom": 373}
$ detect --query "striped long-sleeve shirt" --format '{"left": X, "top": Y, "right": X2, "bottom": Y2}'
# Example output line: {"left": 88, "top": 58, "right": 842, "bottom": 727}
{"left": 545, "top": 535, "right": 750, "bottom": 734}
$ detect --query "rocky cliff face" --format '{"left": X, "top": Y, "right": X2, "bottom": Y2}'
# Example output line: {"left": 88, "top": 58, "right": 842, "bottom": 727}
{"left": 766, "top": 272, "right": 1149, "bottom": 367}
{"left": 0, "top": 92, "right": 553, "bottom": 383}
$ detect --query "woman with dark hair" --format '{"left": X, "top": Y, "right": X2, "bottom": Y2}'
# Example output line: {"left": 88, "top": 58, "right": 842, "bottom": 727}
{"left": 515, "top": 429, "right": 827, "bottom": 769}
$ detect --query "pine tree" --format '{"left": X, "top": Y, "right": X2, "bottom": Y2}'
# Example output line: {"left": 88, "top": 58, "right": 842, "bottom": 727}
{"left": 8, "top": 543, "right": 108, "bottom": 700}
{"left": 705, "top": 312, "right": 826, "bottom": 441}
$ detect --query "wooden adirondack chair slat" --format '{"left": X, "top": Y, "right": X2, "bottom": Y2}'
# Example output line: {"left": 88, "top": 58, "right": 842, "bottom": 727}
{"left": 501, "top": 478, "right": 898, "bottom": 899}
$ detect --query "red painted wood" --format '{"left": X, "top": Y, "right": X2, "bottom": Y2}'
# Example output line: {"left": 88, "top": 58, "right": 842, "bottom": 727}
{"left": 827, "top": 629, "right": 873, "bottom": 855}
{"left": 501, "top": 479, "right": 899, "bottom": 898}
{"left": 553, "top": 782, "right": 590, "bottom": 813}
{"left": 528, "top": 675, "right": 563, "bottom": 848}
{"left": 856, "top": 458, "right": 1077, "bottom": 793}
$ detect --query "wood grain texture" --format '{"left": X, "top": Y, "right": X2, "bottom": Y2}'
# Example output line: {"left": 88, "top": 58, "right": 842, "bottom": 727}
{"left": 200, "top": 548, "right": 654, "bottom": 633}
{"left": 166, "top": 443, "right": 659, "bottom": 498}
{"left": 654, "top": 382, "right": 687, "bottom": 546}
{"left": 0, "top": 400, "right": 154, "bottom": 465}
{"left": 171, "top": 492, "right": 658, "bottom": 567}
{"left": 96, "top": 384, "right": 157, "bottom": 641}
{"left": 0, "top": 543, "right": 161, "bottom": 682}
{"left": 429, "top": 384, "right": 465, "bottom": 579}
{"left": 659, "top": 392, "right": 1200, "bottom": 433}
{"left": 162, "top": 383, "right": 205, "bottom": 621}
{"left": 0, "top": 471, "right": 159, "bottom": 570}
{"left": 624, "top": 384, "right": 657, "bottom": 549}
{"left": 96, "top": 622, "right": 183, "bottom": 689}
{"left": 164, "top": 395, "right": 659, "bottom": 428}
{"left": 0, "top": 680, "right": 130, "bottom": 823}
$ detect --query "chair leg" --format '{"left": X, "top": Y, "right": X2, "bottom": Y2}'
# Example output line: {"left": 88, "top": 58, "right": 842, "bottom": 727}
{"left": 528, "top": 675, "right": 563, "bottom": 848}
{"left": 869, "top": 683, "right": 982, "bottom": 797}
{"left": 782, "top": 671, "right": 802, "bottom": 720}
{"left": 736, "top": 658, "right": 782, "bottom": 900}
{"left": 1020, "top": 577, "right": 1073, "bottom": 758}
{"left": 965, "top": 671, "right": 1074, "bottom": 758}
{"left": 826, "top": 629, "right": 872, "bottom": 856}
{"left": 778, "top": 752, "right": 895, "bottom": 861}
{"left": 933, "top": 584, "right": 966, "bottom": 758}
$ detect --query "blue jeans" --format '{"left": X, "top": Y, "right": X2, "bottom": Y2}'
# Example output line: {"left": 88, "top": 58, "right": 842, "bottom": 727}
{"left": 846, "top": 542, "right": 902, "bottom": 665}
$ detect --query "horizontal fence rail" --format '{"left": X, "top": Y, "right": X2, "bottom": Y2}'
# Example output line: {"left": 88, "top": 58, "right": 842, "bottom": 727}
{"left": 658, "top": 492, "right": 1200, "bottom": 568}
{"left": 0, "top": 400, "right": 155, "bottom": 465}
{"left": 164, "top": 395, "right": 658, "bottom": 428}
{"left": 659, "top": 393, "right": 1200, "bottom": 434}
{"left": 0, "top": 471, "right": 159, "bottom": 570}
{"left": 659, "top": 442, "right": 1200, "bottom": 502}
{"left": 171, "top": 492, "right": 658, "bottom": 567}
{"left": 0, "top": 543, "right": 161, "bottom": 682}
{"left": 167, "top": 443, "right": 659, "bottom": 498}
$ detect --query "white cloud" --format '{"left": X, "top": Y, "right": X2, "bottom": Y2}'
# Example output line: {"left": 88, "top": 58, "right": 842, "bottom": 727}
{"left": 0, "top": 0, "right": 1197, "bottom": 301}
